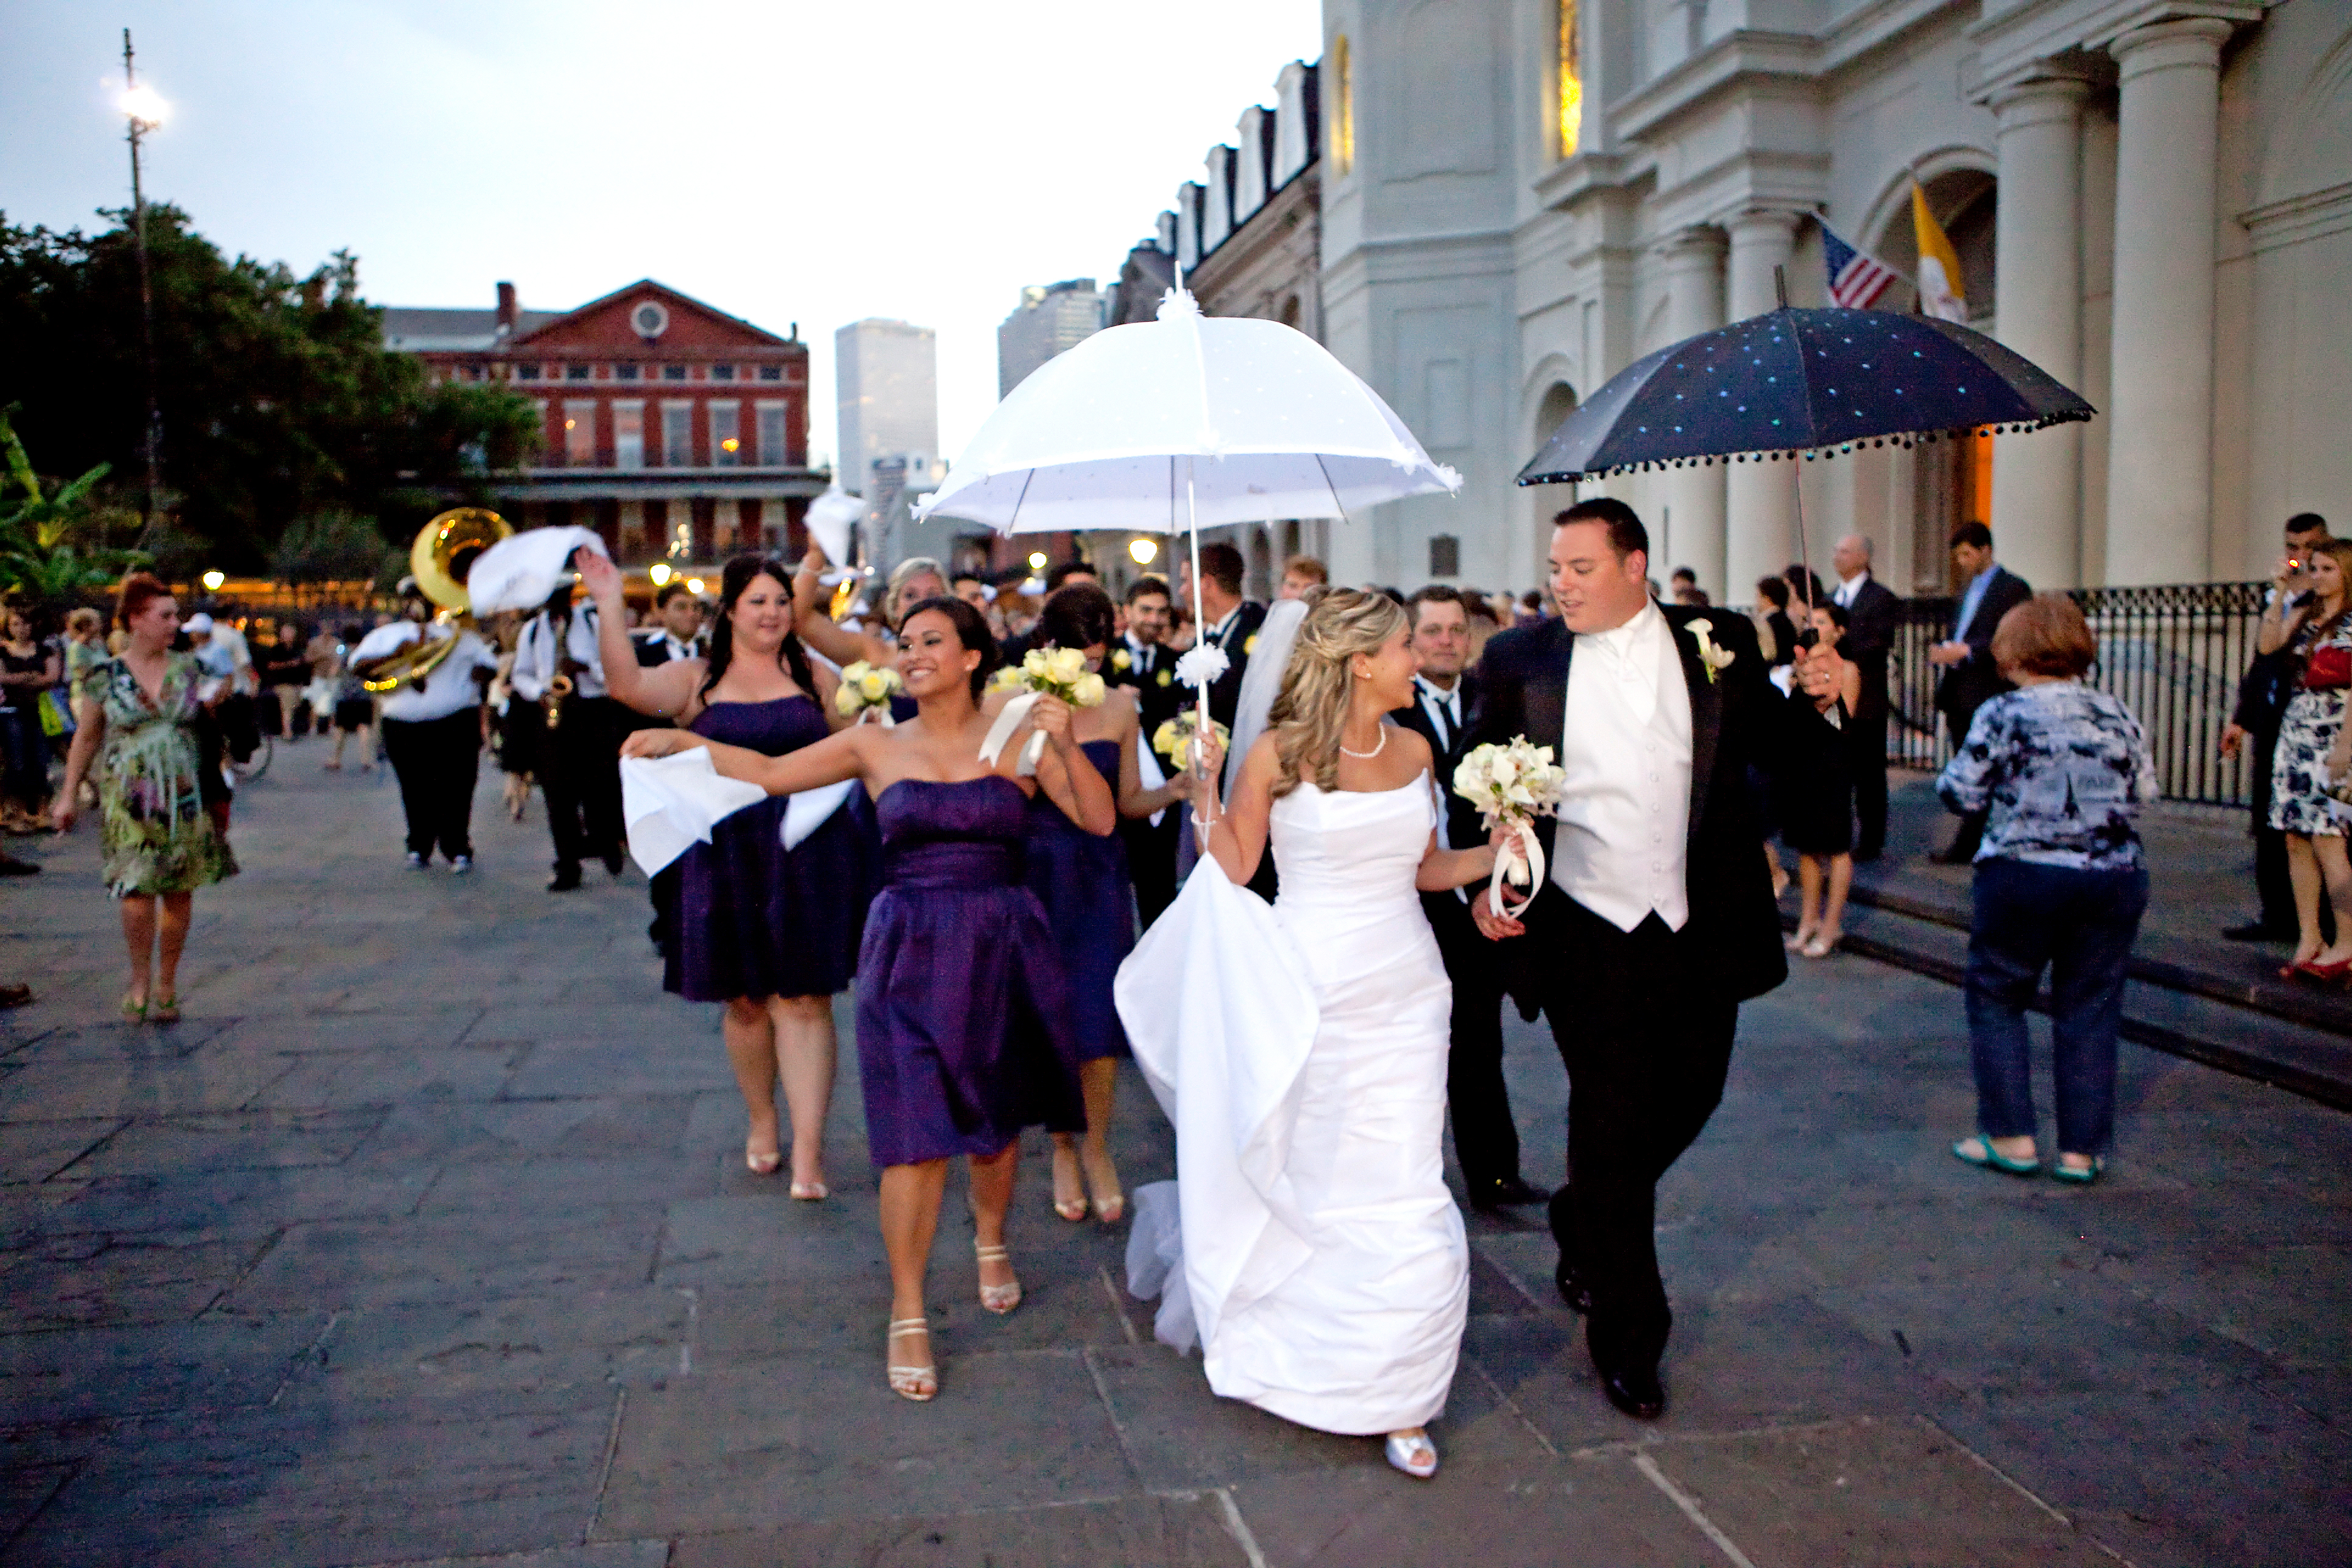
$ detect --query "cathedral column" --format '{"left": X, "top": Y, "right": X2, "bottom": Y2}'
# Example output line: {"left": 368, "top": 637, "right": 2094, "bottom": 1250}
{"left": 1990, "top": 71, "right": 2090, "bottom": 590}
{"left": 1725, "top": 210, "right": 1801, "bottom": 598}
{"left": 1657, "top": 226, "right": 1728, "bottom": 597}
{"left": 2103, "top": 16, "right": 2233, "bottom": 585}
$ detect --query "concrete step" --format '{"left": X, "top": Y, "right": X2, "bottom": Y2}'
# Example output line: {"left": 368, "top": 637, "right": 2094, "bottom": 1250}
{"left": 1803, "top": 899, "right": 2352, "bottom": 1113}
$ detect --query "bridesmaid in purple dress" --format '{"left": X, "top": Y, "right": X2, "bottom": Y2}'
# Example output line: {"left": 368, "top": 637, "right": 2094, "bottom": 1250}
{"left": 1002, "top": 584, "right": 1200, "bottom": 1226}
{"left": 587, "top": 552, "right": 872, "bottom": 1199}
{"left": 625, "top": 596, "right": 1115, "bottom": 1405}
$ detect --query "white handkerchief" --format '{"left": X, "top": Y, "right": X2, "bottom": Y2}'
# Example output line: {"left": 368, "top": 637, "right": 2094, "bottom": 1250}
{"left": 782, "top": 779, "right": 858, "bottom": 850}
{"left": 1137, "top": 730, "right": 1168, "bottom": 827}
{"left": 621, "top": 749, "right": 766, "bottom": 875}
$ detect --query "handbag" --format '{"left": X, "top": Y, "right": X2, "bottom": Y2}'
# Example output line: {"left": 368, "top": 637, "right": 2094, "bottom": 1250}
{"left": 37, "top": 690, "right": 68, "bottom": 738}
{"left": 2304, "top": 645, "right": 2352, "bottom": 691}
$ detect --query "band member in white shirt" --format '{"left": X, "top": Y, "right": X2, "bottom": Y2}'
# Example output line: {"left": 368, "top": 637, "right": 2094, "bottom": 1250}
{"left": 349, "top": 592, "right": 500, "bottom": 871}
{"left": 511, "top": 578, "right": 626, "bottom": 892}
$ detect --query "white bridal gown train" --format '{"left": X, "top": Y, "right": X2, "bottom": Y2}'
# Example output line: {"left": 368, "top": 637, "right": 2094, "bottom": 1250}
{"left": 1119, "top": 774, "right": 1469, "bottom": 1435}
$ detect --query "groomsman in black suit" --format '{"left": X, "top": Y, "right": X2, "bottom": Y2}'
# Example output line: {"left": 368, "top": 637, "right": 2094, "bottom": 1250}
{"left": 1177, "top": 540, "right": 1266, "bottom": 730}
{"left": 1388, "top": 586, "right": 1544, "bottom": 1213}
{"left": 1929, "top": 522, "right": 2032, "bottom": 863}
{"left": 1107, "top": 574, "right": 1186, "bottom": 925}
{"left": 1473, "top": 499, "right": 1794, "bottom": 1419}
{"left": 1829, "top": 534, "right": 1901, "bottom": 861}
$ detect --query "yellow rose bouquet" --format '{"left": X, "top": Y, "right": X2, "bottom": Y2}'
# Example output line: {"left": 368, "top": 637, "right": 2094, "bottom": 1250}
{"left": 1151, "top": 712, "right": 1229, "bottom": 774}
{"left": 833, "top": 660, "right": 903, "bottom": 726}
{"left": 978, "top": 645, "right": 1107, "bottom": 772}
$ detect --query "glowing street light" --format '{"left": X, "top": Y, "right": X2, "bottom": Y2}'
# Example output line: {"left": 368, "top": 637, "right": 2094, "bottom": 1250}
{"left": 648, "top": 562, "right": 673, "bottom": 586}
{"left": 200, "top": 570, "right": 225, "bottom": 591}
{"left": 1128, "top": 537, "right": 1158, "bottom": 565}
{"left": 118, "top": 82, "right": 169, "bottom": 129}
{"left": 686, "top": 577, "right": 707, "bottom": 595}
{"left": 1027, "top": 551, "right": 1047, "bottom": 570}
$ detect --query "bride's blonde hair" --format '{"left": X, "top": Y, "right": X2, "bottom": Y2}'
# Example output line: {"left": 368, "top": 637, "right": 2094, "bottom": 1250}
{"left": 1268, "top": 587, "right": 1408, "bottom": 798}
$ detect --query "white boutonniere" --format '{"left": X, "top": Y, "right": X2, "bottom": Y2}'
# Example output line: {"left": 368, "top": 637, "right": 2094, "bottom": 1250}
{"left": 1112, "top": 648, "right": 1132, "bottom": 671}
{"left": 1685, "top": 618, "right": 1736, "bottom": 685}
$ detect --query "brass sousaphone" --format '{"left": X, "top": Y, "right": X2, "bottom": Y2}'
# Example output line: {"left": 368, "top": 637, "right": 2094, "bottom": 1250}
{"left": 361, "top": 507, "right": 514, "bottom": 693}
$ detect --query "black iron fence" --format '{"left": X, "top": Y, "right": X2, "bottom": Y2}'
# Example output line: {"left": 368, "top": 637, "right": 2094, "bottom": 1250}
{"left": 1885, "top": 581, "right": 2266, "bottom": 807}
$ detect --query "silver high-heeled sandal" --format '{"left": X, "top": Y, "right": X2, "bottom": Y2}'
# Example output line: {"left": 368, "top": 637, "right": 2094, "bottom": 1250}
{"left": 1385, "top": 1430, "right": 1438, "bottom": 1479}
{"left": 975, "top": 1243, "right": 1022, "bottom": 1315}
{"left": 886, "top": 1318, "right": 936, "bottom": 1402}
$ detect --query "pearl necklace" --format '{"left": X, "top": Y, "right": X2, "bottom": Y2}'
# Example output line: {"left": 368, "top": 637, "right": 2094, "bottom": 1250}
{"left": 1338, "top": 726, "right": 1386, "bottom": 760}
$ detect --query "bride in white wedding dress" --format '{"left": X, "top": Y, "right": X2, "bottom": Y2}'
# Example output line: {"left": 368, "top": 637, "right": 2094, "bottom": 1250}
{"left": 1118, "top": 588, "right": 1505, "bottom": 1480}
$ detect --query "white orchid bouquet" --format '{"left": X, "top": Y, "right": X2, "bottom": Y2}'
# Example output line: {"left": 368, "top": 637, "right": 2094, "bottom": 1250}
{"left": 833, "top": 660, "right": 903, "bottom": 725}
{"left": 1151, "top": 712, "right": 1229, "bottom": 774}
{"left": 1453, "top": 736, "right": 1569, "bottom": 919}
{"left": 979, "top": 646, "right": 1107, "bottom": 772}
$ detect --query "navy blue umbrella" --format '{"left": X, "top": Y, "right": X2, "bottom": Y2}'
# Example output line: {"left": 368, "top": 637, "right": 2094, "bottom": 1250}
{"left": 1517, "top": 305, "right": 2093, "bottom": 485}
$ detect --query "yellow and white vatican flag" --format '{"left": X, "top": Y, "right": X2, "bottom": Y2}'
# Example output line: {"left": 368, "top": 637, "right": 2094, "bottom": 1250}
{"left": 1912, "top": 182, "right": 1968, "bottom": 323}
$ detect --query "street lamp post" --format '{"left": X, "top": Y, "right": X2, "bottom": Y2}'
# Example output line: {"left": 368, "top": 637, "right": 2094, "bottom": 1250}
{"left": 120, "top": 29, "right": 166, "bottom": 531}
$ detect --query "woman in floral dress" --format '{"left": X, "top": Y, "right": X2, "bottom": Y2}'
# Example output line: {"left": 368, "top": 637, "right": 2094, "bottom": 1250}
{"left": 52, "top": 574, "right": 238, "bottom": 1022}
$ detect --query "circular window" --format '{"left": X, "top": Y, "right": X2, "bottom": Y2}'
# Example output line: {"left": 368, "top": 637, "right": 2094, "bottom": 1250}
{"left": 630, "top": 300, "right": 669, "bottom": 341}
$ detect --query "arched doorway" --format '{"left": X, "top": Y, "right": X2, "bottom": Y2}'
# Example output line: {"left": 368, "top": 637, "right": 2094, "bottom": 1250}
{"left": 1876, "top": 169, "right": 1997, "bottom": 592}
{"left": 1528, "top": 380, "right": 1580, "bottom": 589}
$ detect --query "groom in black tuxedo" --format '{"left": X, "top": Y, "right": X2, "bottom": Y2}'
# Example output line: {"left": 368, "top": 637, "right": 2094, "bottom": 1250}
{"left": 1472, "top": 500, "right": 1795, "bottom": 1419}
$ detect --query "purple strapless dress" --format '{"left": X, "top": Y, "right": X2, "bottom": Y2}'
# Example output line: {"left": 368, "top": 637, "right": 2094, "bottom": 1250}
{"left": 855, "top": 775, "right": 1086, "bottom": 1167}
{"left": 663, "top": 696, "right": 875, "bottom": 1003}
{"left": 1023, "top": 738, "right": 1134, "bottom": 1061}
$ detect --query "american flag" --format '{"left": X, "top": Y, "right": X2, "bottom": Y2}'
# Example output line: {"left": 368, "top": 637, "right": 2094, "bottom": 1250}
{"left": 1821, "top": 224, "right": 1898, "bottom": 310}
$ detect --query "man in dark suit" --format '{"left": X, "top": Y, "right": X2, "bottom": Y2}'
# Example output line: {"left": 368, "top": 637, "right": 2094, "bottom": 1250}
{"left": 1107, "top": 574, "right": 1186, "bottom": 925}
{"left": 1929, "top": 521, "right": 2033, "bottom": 864}
{"left": 1830, "top": 534, "right": 1901, "bottom": 861}
{"left": 1472, "top": 500, "right": 1793, "bottom": 1420}
{"left": 1388, "top": 587, "right": 1544, "bottom": 1214}
{"left": 2223, "top": 512, "right": 2332, "bottom": 941}
{"left": 1176, "top": 540, "right": 1265, "bottom": 730}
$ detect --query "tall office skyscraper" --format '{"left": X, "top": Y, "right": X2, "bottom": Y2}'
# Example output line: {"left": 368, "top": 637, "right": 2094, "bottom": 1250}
{"left": 834, "top": 319, "right": 939, "bottom": 496}
{"left": 998, "top": 280, "right": 1106, "bottom": 397}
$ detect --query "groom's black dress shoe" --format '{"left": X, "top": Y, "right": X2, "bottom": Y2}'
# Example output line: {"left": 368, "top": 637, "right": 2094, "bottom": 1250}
{"left": 1553, "top": 1259, "right": 1594, "bottom": 1315}
{"left": 1470, "top": 1175, "right": 1548, "bottom": 1212}
{"left": 1597, "top": 1361, "right": 1665, "bottom": 1420}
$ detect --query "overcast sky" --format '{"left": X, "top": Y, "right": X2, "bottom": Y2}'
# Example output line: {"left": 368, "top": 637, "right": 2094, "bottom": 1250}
{"left": 2, "top": 0, "right": 1324, "bottom": 470}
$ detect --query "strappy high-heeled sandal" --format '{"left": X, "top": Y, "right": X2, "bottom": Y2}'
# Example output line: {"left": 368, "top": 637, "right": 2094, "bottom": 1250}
{"left": 744, "top": 1147, "right": 781, "bottom": 1175}
{"left": 886, "top": 1318, "right": 936, "bottom": 1402}
{"left": 1385, "top": 1430, "right": 1439, "bottom": 1479}
{"left": 975, "top": 1243, "right": 1022, "bottom": 1315}
{"left": 788, "top": 1179, "right": 828, "bottom": 1201}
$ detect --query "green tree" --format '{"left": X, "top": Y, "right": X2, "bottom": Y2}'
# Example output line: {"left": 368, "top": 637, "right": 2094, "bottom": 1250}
{"left": 0, "top": 207, "right": 542, "bottom": 574}
{"left": 0, "top": 404, "right": 147, "bottom": 602}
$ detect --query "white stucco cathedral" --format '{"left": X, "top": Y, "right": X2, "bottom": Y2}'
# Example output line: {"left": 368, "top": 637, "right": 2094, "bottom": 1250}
{"left": 1113, "top": 0, "right": 2351, "bottom": 599}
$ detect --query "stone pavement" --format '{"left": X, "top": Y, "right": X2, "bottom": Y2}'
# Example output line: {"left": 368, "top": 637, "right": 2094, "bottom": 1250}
{"left": 0, "top": 750, "right": 2346, "bottom": 1566}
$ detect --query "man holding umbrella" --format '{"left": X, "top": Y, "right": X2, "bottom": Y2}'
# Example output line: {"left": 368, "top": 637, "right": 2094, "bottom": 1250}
{"left": 1176, "top": 540, "right": 1263, "bottom": 730}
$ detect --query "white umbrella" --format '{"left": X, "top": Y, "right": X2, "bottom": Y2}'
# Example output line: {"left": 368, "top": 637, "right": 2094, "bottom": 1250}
{"left": 916, "top": 287, "right": 1460, "bottom": 727}
{"left": 918, "top": 289, "right": 1458, "bottom": 537}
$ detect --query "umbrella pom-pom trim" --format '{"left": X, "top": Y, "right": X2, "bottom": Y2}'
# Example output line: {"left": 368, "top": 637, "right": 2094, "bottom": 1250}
{"left": 1174, "top": 643, "right": 1231, "bottom": 691}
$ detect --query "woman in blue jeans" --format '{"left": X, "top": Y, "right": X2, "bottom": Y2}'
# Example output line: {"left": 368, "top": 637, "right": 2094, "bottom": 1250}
{"left": 1937, "top": 593, "right": 2156, "bottom": 1185}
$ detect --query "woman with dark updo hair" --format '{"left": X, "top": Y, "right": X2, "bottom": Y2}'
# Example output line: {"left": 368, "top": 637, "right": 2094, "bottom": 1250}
{"left": 998, "top": 582, "right": 1201, "bottom": 1226}
{"left": 626, "top": 593, "right": 1114, "bottom": 1404}
{"left": 585, "top": 551, "right": 875, "bottom": 1199}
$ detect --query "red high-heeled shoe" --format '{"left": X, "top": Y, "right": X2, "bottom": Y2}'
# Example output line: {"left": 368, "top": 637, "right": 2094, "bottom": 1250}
{"left": 2287, "top": 956, "right": 2351, "bottom": 982}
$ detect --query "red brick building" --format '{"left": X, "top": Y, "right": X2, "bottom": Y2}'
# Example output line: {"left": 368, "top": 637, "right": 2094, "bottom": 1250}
{"left": 383, "top": 280, "right": 826, "bottom": 565}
